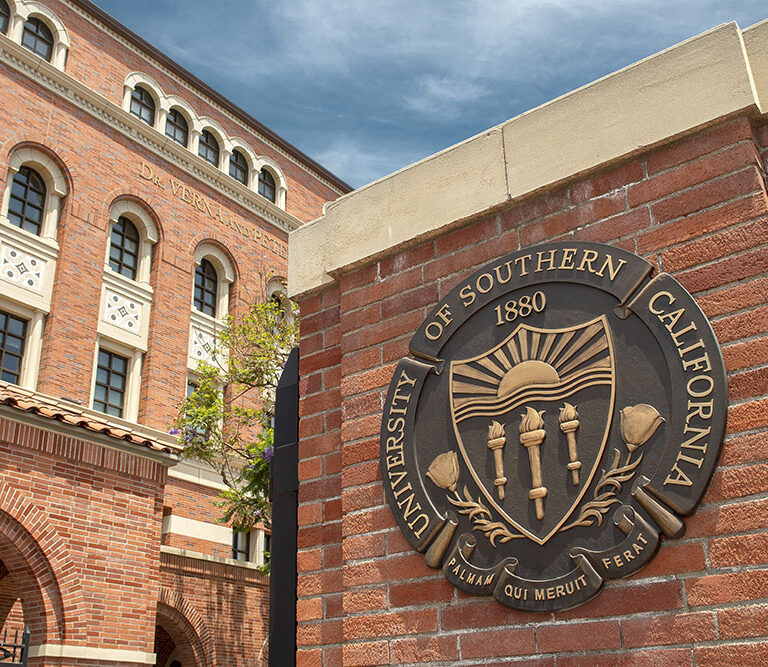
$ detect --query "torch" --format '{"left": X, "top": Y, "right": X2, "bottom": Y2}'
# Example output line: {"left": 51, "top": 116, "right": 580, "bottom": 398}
{"left": 519, "top": 407, "right": 547, "bottom": 520}
{"left": 487, "top": 421, "right": 507, "bottom": 500}
{"left": 559, "top": 402, "right": 581, "bottom": 486}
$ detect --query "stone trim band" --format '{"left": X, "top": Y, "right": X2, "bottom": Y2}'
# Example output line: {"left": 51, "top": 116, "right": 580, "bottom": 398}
{"left": 28, "top": 644, "right": 156, "bottom": 663}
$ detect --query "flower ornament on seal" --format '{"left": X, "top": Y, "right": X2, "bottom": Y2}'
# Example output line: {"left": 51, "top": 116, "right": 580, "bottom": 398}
{"left": 620, "top": 404, "right": 665, "bottom": 453}
{"left": 427, "top": 451, "right": 460, "bottom": 493}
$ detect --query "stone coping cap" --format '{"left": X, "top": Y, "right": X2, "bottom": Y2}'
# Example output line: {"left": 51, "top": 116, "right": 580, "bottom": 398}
{"left": 0, "top": 380, "right": 182, "bottom": 456}
{"left": 289, "top": 21, "right": 767, "bottom": 297}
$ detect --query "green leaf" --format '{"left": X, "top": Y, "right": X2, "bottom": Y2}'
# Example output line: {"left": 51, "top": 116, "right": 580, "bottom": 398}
{"left": 171, "top": 276, "right": 298, "bottom": 535}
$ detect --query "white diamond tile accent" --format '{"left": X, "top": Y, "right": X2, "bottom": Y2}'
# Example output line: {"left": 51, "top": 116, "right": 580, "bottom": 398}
{"left": 0, "top": 244, "right": 45, "bottom": 293}
{"left": 104, "top": 290, "right": 141, "bottom": 332}
{"left": 190, "top": 326, "right": 216, "bottom": 365}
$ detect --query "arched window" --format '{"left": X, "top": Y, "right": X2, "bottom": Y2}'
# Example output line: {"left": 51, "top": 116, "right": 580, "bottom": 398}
{"left": 1, "top": 149, "right": 67, "bottom": 392}
{"left": 130, "top": 86, "right": 155, "bottom": 125}
{"left": 165, "top": 108, "right": 189, "bottom": 147}
{"left": 0, "top": 0, "right": 10, "bottom": 35}
{"left": 4, "top": 148, "right": 67, "bottom": 241}
{"left": 21, "top": 17, "right": 54, "bottom": 62}
{"left": 95, "top": 202, "right": 156, "bottom": 415}
{"left": 188, "top": 246, "right": 234, "bottom": 371}
{"left": 229, "top": 150, "right": 248, "bottom": 185}
{"left": 8, "top": 166, "right": 46, "bottom": 235}
{"left": 194, "top": 259, "right": 218, "bottom": 317}
{"left": 267, "top": 276, "right": 294, "bottom": 324}
{"left": 198, "top": 130, "right": 219, "bottom": 166}
{"left": 109, "top": 216, "right": 140, "bottom": 280}
{"left": 105, "top": 200, "right": 158, "bottom": 287}
{"left": 258, "top": 168, "right": 276, "bottom": 203}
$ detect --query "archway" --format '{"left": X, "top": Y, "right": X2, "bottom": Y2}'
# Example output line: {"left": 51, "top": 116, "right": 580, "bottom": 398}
{"left": 0, "top": 522, "right": 59, "bottom": 645}
{"left": 154, "top": 593, "right": 212, "bottom": 667}
{"left": 0, "top": 558, "right": 23, "bottom": 634}
{"left": 0, "top": 493, "right": 71, "bottom": 647}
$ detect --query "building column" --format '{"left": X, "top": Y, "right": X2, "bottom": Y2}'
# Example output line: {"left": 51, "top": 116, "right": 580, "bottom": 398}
{"left": 21, "top": 309, "right": 45, "bottom": 391}
{"left": 125, "top": 349, "right": 143, "bottom": 422}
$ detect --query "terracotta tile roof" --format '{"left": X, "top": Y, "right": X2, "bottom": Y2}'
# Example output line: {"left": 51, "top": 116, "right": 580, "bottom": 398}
{"left": 0, "top": 381, "right": 182, "bottom": 456}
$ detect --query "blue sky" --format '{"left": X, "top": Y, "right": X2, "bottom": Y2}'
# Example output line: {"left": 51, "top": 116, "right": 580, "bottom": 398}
{"left": 95, "top": 1, "right": 767, "bottom": 189}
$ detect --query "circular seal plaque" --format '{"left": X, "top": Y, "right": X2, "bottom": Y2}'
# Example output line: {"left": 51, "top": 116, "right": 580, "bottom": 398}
{"left": 380, "top": 241, "right": 726, "bottom": 611}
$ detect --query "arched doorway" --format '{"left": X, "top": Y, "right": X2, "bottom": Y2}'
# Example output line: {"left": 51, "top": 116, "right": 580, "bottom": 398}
{"left": 0, "top": 489, "right": 75, "bottom": 649}
{"left": 0, "top": 557, "right": 27, "bottom": 662}
{"left": 153, "top": 622, "right": 178, "bottom": 667}
{"left": 0, "top": 526, "right": 56, "bottom": 645}
{"left": 154, "top": 594, "right": 212, "bottom": 667}
{"left": 0, "top": 557, "right": 23, "bottom": 634}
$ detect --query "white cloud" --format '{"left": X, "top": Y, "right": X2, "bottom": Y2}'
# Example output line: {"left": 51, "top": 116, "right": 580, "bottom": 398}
{"left": 404, "top": 75, "right": 489, "bottom": 120}
{"left": 97, "top": 0, "right": 768, "bottom": 186}
{"left": 311, "top": 138, "right": 428, "bottom": 189}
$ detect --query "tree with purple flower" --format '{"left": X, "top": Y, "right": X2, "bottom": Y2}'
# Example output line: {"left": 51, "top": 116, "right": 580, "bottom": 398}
{"left": 173, "top": 278, "right": 298, "bottom": 573}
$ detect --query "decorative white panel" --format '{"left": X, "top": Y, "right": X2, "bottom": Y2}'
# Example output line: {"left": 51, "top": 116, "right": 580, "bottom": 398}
{"left": 190, "top": 325, "right": 216, "bottom": 365}
{"left": 104, "top": 290, "right": 141, "bottom": 332}
{"left": 0, "top": 244, "right": 45, "bottom": 293}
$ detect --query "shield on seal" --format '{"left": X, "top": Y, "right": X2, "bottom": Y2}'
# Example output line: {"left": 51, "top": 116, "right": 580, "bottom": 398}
{"left": 449, "top": 315, "right": 616, "bottom": 544}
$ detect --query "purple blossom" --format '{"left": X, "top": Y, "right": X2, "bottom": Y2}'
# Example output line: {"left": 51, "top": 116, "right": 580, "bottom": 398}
{"left": 169, "top": 427, "right": 181, "bottom": 435}
{"left": 262, "top": 445, "right": 274, "bottom": 463}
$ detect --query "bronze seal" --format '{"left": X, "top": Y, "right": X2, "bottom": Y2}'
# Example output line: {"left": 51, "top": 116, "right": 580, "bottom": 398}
{"left": 380, "top": 241, "right": 726, "bottom": 611}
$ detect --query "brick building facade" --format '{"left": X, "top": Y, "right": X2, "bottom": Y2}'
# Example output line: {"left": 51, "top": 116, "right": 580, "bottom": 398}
{"left": 0, "top": 0, "right": 347, "bottom": 664}
{"left": 288, "top": 21, "right": 768, "bottom": 666}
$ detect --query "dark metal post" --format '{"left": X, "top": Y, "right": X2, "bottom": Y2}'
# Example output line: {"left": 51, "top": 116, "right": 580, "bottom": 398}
{"left": 269, "top": 347, "right": 299, "bottom": 667}
{"left": 19, "top": 629, "right": 29, "bottom": 667}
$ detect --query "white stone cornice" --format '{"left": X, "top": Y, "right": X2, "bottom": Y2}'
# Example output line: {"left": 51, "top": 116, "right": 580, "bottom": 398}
{"left": 168, "top": 467, "right": 228, "bottom": 491}
{"left": 161, "top": 515, "right": 231, "bottom": 545}
{"left": 288, "top": 22, "right": 765, "bottom": 297}
{"left": 60, "top": 0, "right": 346, "bottom": 196}
{"left": 0, "top": 34, "right": 302, "bottom": 235}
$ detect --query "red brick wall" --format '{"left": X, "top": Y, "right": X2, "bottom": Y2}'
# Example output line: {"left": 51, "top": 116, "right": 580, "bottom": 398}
{"left": 160, "top": 479, "right": 238, "bottom": 559}
{"left": 1, "top": 1, "right": 346, "bottom": 662}
{"left": 0, "top": 61, "right": 287, "bottom": 428}
{"left": 295, "top": 115, "right": 768, "bottom": 665}
{"left": 0, "top": 416, "right": 166, "bottom": 653}
{"left": 2, "top": 0, "right": 344, "bottom": 428}
{"left": 159, "top": 550, "right": 270, "bottom": 666}
{"left": 0, "top": 600, "right": 24, "bottom": 636}
{"left": 165, "top": 477, "right": 224, "bottom": 524}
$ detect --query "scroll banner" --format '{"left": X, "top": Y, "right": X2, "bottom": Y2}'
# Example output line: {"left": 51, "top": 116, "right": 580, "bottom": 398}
{"left": 494, "top": 553, "right": 602, "bottom": 611}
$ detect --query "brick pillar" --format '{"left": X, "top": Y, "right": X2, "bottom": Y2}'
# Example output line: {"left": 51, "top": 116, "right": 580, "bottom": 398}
{"left": 292, "top": 115, "right": 768, "bottom": 665}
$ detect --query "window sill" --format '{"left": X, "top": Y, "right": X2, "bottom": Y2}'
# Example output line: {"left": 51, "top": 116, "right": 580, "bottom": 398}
{"left": 102, "top": 267, "right": 154, "bottom": 299}
{"left": 0, "top": 217, "right": 59, "bottom": 257}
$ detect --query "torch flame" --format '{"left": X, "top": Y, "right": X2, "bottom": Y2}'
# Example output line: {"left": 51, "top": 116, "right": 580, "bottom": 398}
{"left": 488, "top": 420, "right": 505, "bottom": 440}
{"left": 520, "top": 406, "right": 545, "bottom": 433}
{"left": 559, "top": 402, "right": 578, "bottom": 422}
